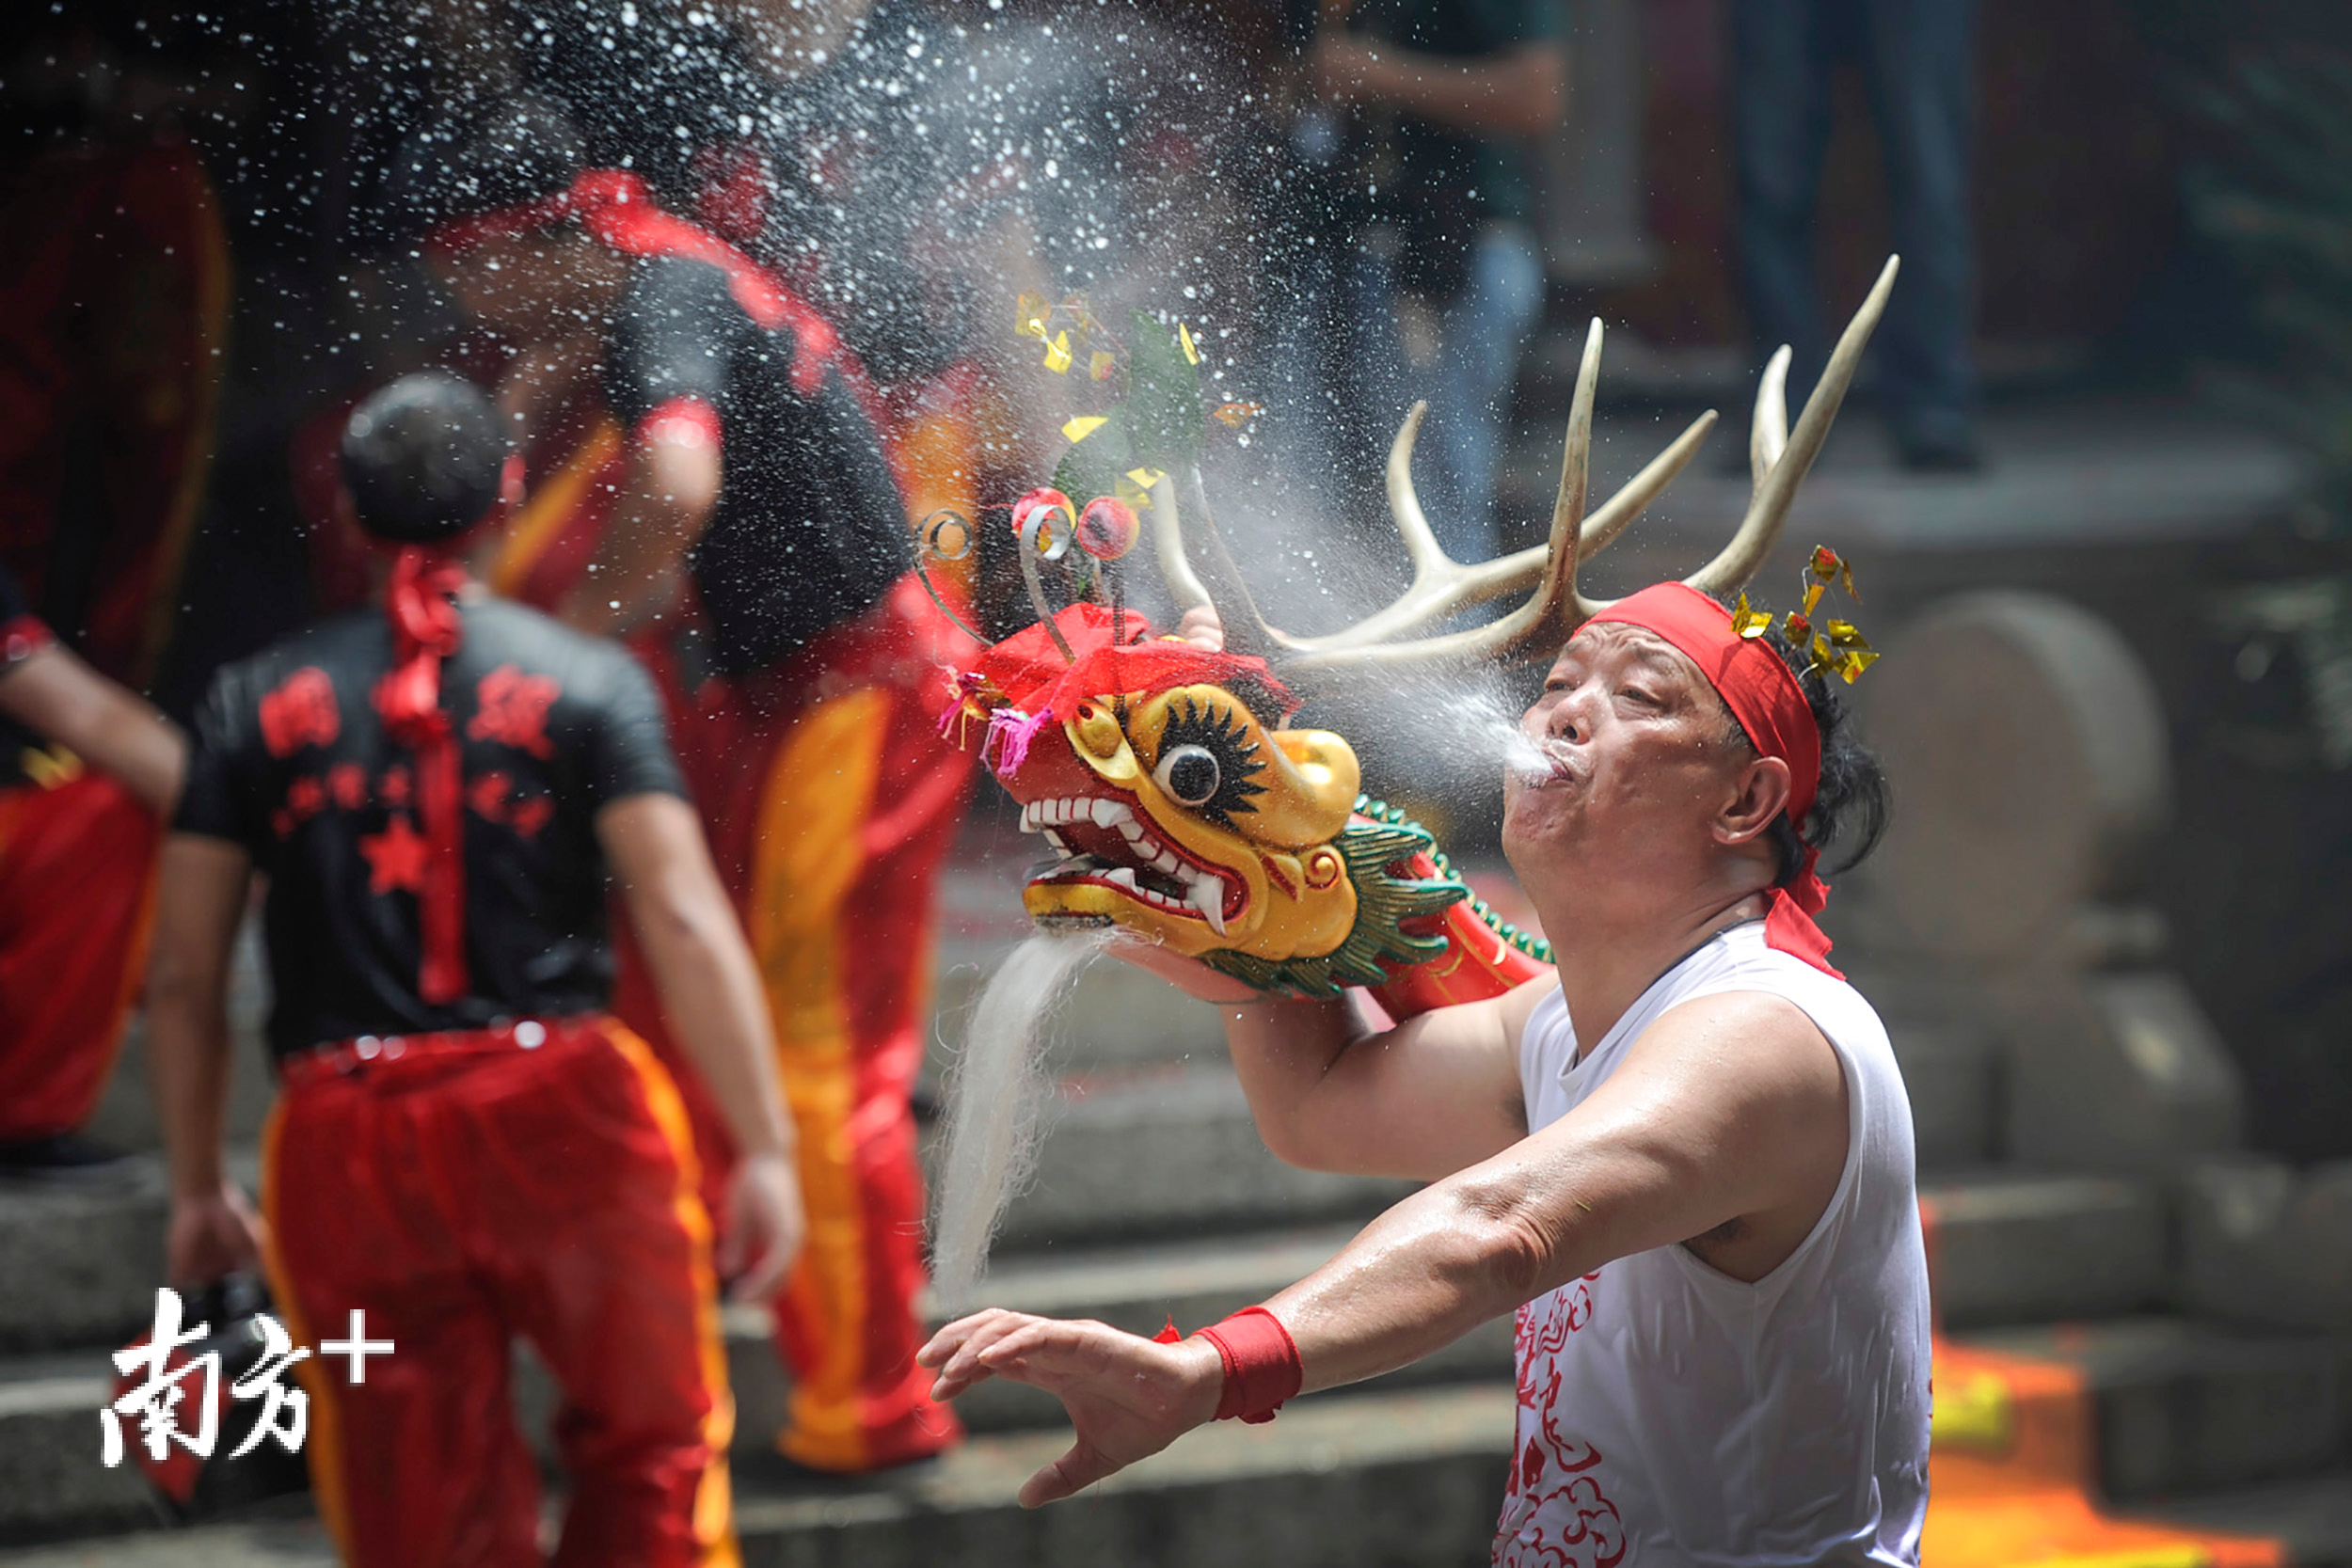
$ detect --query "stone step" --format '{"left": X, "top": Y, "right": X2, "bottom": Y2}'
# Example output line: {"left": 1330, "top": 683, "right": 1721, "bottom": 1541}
{"left": 1952, "top": 1317, "right": 2352, "bottom": 1502}
{"left": 924, "top": 958, "right": 1232, "bottom": 1089}
{"left": 2127, "top": 1472, "right": 2352, "bottom": 1568}
{"left": 968, "top": 1066, "right": 1417, "bottom": 1252}
{"left": 8, "top": 1404, "right": 2352, "bottom": 1567}
{"left": 1925, "top": 1167, "right": 2169, "bottom": 1329}
{"left": 0, "top": 1127, "right": 2168, "bottom": 1358}
{"left": 1886, "top": 1015, "right": 2001, "bottom": 1172}
{"left": 0, "top": 1383, "right": 1519, "bottom": 1565}
{"left": 4, "top": 1212, "right": 2319, "bottom": 1543}
{"left": 24, "top": 1300, "right": 2332, "bottom": 1541}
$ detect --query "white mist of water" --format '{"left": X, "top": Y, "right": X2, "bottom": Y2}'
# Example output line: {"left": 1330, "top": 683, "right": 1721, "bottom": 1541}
{"left": 930, "top": 927, "right": 1115, "bottom": 1316}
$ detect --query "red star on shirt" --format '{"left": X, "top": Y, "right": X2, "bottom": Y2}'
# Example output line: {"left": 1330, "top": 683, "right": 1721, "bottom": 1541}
{"left": 359, "top": 814, "right": 428, "bottom": 895}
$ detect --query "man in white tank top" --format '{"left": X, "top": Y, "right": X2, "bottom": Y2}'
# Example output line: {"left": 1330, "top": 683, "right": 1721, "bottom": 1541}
{"left": 919, "top": 578, "right": 1931, "bottom": 1566}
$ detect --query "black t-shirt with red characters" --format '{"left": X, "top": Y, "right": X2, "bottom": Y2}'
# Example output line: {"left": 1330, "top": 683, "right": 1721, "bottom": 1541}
{"left": 176, "top": 595, "right": 684, "bottom": 1058}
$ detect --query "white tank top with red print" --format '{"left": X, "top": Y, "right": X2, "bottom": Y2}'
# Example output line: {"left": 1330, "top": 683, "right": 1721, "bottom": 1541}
{"left": 1502, "top": 923, "right": 1931, "bottom": 1568}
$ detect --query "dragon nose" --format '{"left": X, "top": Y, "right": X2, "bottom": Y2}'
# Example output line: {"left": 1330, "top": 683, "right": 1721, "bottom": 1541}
{"left": 1073, "top": 705, "right": 1123, "bottom": 760}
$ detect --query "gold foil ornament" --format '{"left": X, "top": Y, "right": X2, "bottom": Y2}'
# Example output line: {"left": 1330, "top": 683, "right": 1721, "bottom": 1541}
{"left": 1731, "top": 593, "right": 1772, "bottom": 640}
{"left": 1212, "top": 401, "right": 1263, "bottom": 430}
{"left": 1090, "top": 350, "right": 1118, "bottom": 382}
{"left": 1178, "top": 322, "right": 1200, "bottom": 365}
{"left": 1043, "top": 331, "right": 1073, "bottom": 374}
{"left": 1016, "top": 293, "right": 1049, "bottom": 340}
{"left": 1060, "top": 415, "right": 1107, "bottom": 444}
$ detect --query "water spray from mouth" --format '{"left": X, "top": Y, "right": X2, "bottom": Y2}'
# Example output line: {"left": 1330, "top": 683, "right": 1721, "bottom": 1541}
{"left": 930, "top": 927, "right": 1115, "bottom": 1316}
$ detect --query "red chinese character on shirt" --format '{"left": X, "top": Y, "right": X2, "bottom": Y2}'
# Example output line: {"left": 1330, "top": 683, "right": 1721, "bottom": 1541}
{"left": 258, "top": 669, "right": 339, "bottom": 758}
{"left": 379, "top": 766, "right": 411, "bottom": 808}
{"left": 327, "top": 763, "right": 368, "bottom": 812}
{"left": 465, "top": 771, "right": 511, "bottom": 824}
{"left": 286, "top": 776, "right": 326, "bottom": 822}
{"left": 467, "top": 666, "right": 559, "bottom": 760}
{"left": 508, "top": 796, "right": 554, "bottom": 839}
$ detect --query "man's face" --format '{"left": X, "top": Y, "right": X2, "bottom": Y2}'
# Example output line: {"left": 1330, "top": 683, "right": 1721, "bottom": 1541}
{"left": 1502, "top": 621, "right": 1755, "bottom": 897}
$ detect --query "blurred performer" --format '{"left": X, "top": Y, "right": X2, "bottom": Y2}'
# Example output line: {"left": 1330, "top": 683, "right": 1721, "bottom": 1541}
{"left": 1732, "top": 0, "right": 1981, "bottom": 469}
{"left": 412, "top": 98, "right": 970, "bottom": 1472}
{"left": 147, "top": 372, "right": 803, "bottom": 1566}
{"left": 0, "top": 568, "right": 184, "bottom": 1179}
{"left": 1300, "top": 0, "right": 1565, "bottom": 564}
{"left": 0, "top": 13, "right": 226, "bottom": 1180}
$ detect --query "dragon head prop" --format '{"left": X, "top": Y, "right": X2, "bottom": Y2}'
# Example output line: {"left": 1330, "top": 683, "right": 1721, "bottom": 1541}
{"left": 927, "top": 261, "right": 1899, "bottom": 1006}
{"left": 942, "top": 601, "right": 1515, "bottom": 1000}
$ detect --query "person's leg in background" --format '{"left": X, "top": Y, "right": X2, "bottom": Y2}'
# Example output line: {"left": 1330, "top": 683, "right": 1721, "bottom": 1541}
{"left": 0, "top": 771, "right": 160, "bottom": 1172}
{"left": 1732, "top": 0, "right": 1838, "bottom": 407}
{"left": 740, "top": 588, "right": 970, "bottom": 1472}
{"left": 1860, "top": 0, "right": 1981, "bottom": 469}
{"left": 262, "top": 1073, "right": 543, "bottom": 1568}
{"left": 486, "top": 1022, "right": 739, "bottom": 1568}
{"left": 1425, "top": 224, "right": 1548, "bottom": 568}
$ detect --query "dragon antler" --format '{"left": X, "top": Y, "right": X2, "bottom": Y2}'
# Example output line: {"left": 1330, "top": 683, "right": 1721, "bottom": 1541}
{"left": 1157, "top": 255, "right": 1899, "bottom": 678}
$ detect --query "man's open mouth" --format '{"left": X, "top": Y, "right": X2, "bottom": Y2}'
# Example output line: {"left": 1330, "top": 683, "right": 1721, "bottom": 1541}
{"left": 1019, "top": 793, "right": 1243, "bottom": 936}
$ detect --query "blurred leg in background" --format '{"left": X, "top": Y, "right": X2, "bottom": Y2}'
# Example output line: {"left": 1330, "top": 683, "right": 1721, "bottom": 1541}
{"left": 1733, "top": 0, "right": 1980, "bottom": 471}
{"left": 1424, "top": 223, "right": 1548, "bottom": 564}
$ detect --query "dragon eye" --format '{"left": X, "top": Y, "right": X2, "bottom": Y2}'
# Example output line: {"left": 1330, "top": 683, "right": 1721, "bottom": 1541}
{"left": 1152, "top": 697, "right": 1268, "bottom": 826}
{"left": 1155, "top": 743, "right": 1221, "bottom": 805}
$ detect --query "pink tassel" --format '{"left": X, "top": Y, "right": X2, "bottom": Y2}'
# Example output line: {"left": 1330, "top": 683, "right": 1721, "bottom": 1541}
{"left": 986, "top": 706, "right": 1049, "bottom": 777}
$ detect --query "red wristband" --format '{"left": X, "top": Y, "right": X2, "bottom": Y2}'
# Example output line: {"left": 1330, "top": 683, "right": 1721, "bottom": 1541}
{"left": 2, "top": 615, "right": 55, "bottom": 668}
{"left": 1194, "top": 1306, "right": 1302, "bottom": 1425}
{"left": 638, "top": 396, "right": 723, "bottom": 453}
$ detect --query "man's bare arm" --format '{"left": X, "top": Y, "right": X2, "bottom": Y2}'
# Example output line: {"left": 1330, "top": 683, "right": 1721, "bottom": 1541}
{"left": 1312, "top": 37, "right": 1566, "bottom": 141}
{"left": 147, "top": 835, "right": 264, "bottom": 1283}
{"left": 1266, "top": 990, "right": 1851, "bottom": 1390}
{"left": 560, "top": 428, "right": 720, "bottom": 637}
{"left": 597, "top": 792, "right": 804, "bottom": 1300}
{"left": 0, "top": 645, "right": 185, "bottom": 814}
{"left": 1116, "top": 942, "right": 1543, "bottom": 1181}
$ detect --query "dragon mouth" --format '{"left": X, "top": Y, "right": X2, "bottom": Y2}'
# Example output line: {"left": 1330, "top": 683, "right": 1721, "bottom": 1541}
{"left": 1019, "top": 792, "right": 1245, "bottom": 937}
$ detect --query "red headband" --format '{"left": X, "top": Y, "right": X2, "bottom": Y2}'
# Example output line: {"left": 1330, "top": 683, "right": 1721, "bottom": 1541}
{"left": 1583, "top": 582, "right": 1838, "bottom": 975}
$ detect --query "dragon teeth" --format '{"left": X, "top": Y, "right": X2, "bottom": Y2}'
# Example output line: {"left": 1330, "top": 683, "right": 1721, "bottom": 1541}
{"left": 1187, "top": 875, "right": 1228, "bottom": 937}
{"left": 1104, "top": 866, "right": 1139, "bottom": 892}
{"left": 1091, "top": 799, "right": 1131, "bottom": 829}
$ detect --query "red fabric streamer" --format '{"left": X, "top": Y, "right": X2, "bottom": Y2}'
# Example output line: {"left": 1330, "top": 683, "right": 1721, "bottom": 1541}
{"left": 374, "top": 548, "right": 471, "bottom": 1003}
{"left": 1195, "top": 1306, "right": 1303, "bottom": 1424}
{"left": 1584, "top": 581, "right": 1839, "bottom": 976}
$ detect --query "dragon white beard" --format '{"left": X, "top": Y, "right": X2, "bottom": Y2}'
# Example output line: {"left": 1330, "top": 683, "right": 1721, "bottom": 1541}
{"left": 930, "top": 927, "right": 1113, "bottom": 1316}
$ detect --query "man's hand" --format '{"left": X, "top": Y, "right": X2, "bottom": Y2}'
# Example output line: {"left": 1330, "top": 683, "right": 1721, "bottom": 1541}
{"left": 1106, "top": 932, "right": 1266, "bottom": 1005}
{"left": 718, "top": 1150, "right": 804, "bottom": 1305}
{"left": 167, "top": 1184, "right": 264, "bottom": 1286}
{"left": 918, "top": 1310, "right": 1223, "bottom": 1507}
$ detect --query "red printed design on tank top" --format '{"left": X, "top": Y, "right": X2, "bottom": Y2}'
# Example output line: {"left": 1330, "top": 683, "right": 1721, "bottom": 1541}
{"left": 1498, "top": 1279, "right": 1624, "bottom": 1568}
{"left": 259, "top": 668, "right": 340, "bottom": 757}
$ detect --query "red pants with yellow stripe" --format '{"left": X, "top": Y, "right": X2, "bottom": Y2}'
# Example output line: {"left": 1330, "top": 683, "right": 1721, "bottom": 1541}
{"left": 622, "top": 573, "right": 974, "bottom": 1473}
{"left": 0, "top": 771, "right": 160, "bottom": 1141}
{"left": 261, "top": 1018, "right": 737, "bottom": 1568}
